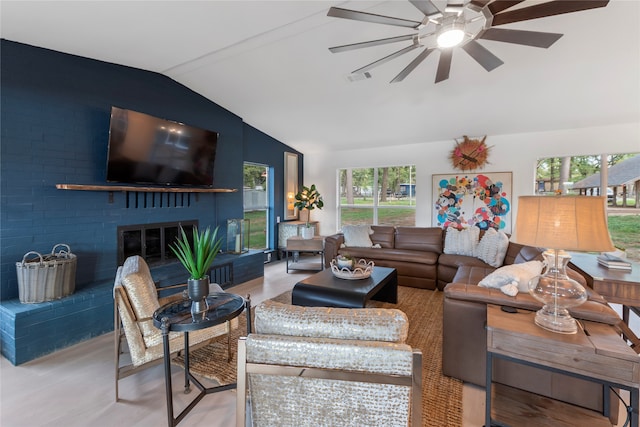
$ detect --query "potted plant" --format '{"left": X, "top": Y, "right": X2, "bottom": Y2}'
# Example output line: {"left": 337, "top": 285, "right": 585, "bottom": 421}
{"left": 336, "top": 253, "right": 354, "bottom": 270}
{"left": 294, "top": 184, "right": 323, "bottom": 239}
{"left": 170, "top": 225, "right": 223, "bottom": 318}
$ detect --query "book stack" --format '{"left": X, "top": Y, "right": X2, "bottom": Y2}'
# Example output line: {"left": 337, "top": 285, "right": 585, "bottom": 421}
{"left": 597, "top": 254, "right": 632, "bottom": 270}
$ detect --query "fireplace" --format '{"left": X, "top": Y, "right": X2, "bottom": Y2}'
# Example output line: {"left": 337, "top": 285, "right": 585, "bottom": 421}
{"left": 117, "top": 220, "right": 198, "bottom": 267}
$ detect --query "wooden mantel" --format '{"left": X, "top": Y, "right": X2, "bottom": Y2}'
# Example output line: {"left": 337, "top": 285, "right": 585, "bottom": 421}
{"left": 56, "top": 184, "right": 237, "bottom": 193}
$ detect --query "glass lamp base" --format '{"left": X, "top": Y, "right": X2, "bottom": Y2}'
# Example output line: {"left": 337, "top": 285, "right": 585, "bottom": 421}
{"left": 534, "top": 305, "right": 578, "bottom": 334}
{"left": 528, "top": 249, "right": 587, "bottom": 335}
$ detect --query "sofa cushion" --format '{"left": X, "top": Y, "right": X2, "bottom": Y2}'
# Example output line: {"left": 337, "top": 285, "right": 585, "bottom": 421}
{"left": 339, "top": 247, "right": 438, "bottom": 265}
{"left": 452, "top": 265, "right": 497, "bottom": 285}
{"left": 342, "top": 225, "right": 374, "bottom": 248}
{"left": 444, "top": 226, "right": 480, "bottom": 256}
{"left": 503, "top": 242, "right": 544, "bottom": 265}
{"left": 474, "top": 228, "right": 509, "bottom": 267}
{"left": 370, "top": 225, "right": 395, "bottom": 248}
{"left": 395, "top": 227, "right": 442, "bottom": 253}
{"left": 439, "top": 253, "right": 492, "bottom": 270}
{"left": 478, "top": 260, "right": 544, "bottom": 293}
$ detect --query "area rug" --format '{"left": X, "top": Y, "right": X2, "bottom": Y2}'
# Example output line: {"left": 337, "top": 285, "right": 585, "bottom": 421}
{"left": 173, "top": 287, "right": 463, "bottom": 427}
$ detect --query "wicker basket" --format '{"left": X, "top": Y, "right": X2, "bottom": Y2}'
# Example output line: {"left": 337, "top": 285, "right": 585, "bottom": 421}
{"left": 16, "top": 244, "right": 77, "bottom": 303}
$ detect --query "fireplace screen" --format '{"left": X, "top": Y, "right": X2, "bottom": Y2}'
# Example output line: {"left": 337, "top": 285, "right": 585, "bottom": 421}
{"left": 118, "top": 220, "right": 197, "bottom": 266}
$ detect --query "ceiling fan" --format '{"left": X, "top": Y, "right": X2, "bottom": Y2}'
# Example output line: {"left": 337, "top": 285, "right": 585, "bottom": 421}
{"left": 327, "top": 0, "right": 609, "bottom": 83}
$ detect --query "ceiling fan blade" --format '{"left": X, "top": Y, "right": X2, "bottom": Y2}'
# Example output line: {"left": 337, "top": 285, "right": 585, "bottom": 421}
{"left": 468, "top": 0, "right": 492, "bottom": 12}
{"left": 435, "top": 49, "right": 453, "bottom": 83}
{"left": 480, "top": 28, "right": 563, "bottom": 48}
{"left": 409, "top": 0, "right": 442, "bottom": 18}
{"left": 327, "top": 7, "right": 422, "bottom": 29}
{"left": 491, "top": 1, "right": 609, "bottom": 26}
{"left": 488, "top": 1, "right": 525, "bottom": 15}
{"left": 461, "top": 40, "right": 504, "bottom": 72}
{"left": 391, "top": 48, "right": 435, "bottom": 83}
{"left": 353, "top": 44, "right": 422, "bottom": 74}
{"left": 329, "top": 34, "right": 416, "bottom": 53}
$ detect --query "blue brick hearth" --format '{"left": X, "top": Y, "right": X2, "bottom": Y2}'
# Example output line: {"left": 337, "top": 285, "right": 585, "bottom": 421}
{"left": 0, "top": 281, "right": 113, "bottom": 365}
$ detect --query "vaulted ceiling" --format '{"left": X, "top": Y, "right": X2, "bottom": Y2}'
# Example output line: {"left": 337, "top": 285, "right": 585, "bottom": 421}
{"left": 1, "top": 1, "right": 638, "bottom": 154}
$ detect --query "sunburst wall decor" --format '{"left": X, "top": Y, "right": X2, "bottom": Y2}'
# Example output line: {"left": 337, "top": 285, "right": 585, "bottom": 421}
{"left": 449, "top": 135, "right": 491, "bottom": 171}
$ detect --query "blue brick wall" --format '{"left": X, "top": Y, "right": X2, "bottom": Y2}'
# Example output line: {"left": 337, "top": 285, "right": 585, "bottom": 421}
{"left": 0, "top": 39, "right": 297, "bottom": 364}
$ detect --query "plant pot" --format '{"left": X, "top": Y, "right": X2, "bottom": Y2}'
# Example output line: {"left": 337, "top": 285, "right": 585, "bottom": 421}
{"left": 300, "top": 226, "right": 315, "bottom": 239}
{"left": 336, "top": 257, "right": 354, "bottom": 270}
{"left": 188, "top": 276, "right": 210, "bottom": 320}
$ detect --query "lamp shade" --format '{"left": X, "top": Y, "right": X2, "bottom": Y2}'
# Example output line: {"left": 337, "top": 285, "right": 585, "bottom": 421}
{"left": 511, "top": 196, "right": 615, "bottom": 252}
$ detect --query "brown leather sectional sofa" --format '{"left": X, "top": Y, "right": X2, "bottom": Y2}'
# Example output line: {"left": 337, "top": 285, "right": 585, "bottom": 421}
{"left": 325, "top": 225, "right": 561, "bottom": 290}
{"left": 325, "top": 225, "right": 622, "bottom": 421}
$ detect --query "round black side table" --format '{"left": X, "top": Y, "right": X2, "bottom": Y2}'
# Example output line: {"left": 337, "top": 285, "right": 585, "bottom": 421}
{"left": 153, "top": 292, "right": 251, "bottom": 427}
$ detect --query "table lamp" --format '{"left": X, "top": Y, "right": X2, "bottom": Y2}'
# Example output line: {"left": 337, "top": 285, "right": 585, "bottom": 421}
{"left": 511, "top": 196, "right": 615, "bottom": 334}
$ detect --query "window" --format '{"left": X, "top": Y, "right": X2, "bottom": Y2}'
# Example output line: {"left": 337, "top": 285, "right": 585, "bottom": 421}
{"left": 535, "top": 153, "right": 639, "bottom": 262}
{"left": 243, "top": 162, "right": 270, "bottom": 250}
{"left": 338, "top": 165, "right": 416, "bottom": 228}
{"left": 535, "top": 153, "right": 637, "bottom": 205}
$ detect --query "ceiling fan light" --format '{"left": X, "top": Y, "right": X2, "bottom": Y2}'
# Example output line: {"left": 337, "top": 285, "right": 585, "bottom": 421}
{"left": 437, "top": 27, "right": 465, "bottom": 48}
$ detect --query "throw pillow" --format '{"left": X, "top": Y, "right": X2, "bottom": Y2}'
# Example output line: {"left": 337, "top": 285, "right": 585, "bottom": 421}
{"left": 474, "top": 228, "right": 509, "bottom": 267}
{"left": 500, "top": 283, "right": 519, "bottom": 297}
{"left": 443, "top": 226, "right": 480, "bottom": 256}
{"left": 478, "top": 260, "right": 544, "bottom": 293}
{"left": 342, "top": 225, "right": 374, "bottom": 248}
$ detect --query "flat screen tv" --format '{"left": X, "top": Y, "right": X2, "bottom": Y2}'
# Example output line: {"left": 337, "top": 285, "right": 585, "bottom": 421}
{"left": 106, "top": 107, "right": 218, "bottom": 187}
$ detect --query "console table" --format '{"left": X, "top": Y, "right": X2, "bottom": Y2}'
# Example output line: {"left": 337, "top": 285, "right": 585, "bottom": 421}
{"left": 486, "top": 304, "right": 639, "bottom": 427}
{"left": 153, "top": 293, "right": 250, "bottom": 427}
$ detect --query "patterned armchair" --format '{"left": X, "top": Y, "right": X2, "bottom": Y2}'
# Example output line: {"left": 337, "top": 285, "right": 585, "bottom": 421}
{"left": 236, "top": 300, "right": 422, "bottom": 426}
{"left": 114, "top": 256, "right": 234, "bottom": 401}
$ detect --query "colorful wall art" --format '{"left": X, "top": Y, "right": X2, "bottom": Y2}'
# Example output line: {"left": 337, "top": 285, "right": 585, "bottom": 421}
{"left": 433, "top": 172, "right": 512, "bottom": 233}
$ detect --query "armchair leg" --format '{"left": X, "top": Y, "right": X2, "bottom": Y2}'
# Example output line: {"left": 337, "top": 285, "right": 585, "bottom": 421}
{"left": 227, "top": 320, "right": 232, "bottom": 362}
{"left": 114, "top": 304, "right": 122, "bottom": 402}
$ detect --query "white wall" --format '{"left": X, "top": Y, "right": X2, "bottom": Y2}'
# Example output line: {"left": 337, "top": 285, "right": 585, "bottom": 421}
{"left": 304, "top": 122, "right": 640, "bottom": 235}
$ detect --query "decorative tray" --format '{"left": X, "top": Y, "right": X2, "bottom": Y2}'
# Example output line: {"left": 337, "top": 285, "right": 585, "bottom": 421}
{"left": 330, "top": 259, "right": 374, "bottom": 280}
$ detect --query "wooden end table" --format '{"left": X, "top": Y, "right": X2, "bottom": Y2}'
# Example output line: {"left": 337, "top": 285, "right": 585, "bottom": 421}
{"left": 569, "top": 252, "right": 640, "bottom": 306}
{"left": 569, "top": 252, "right": 640, "bottom": 352}
{"left": 285, "top": 236, "right": 324, "bottom": 273}
{"left": 485, "top": 304, "right": 640, "bottom": 427}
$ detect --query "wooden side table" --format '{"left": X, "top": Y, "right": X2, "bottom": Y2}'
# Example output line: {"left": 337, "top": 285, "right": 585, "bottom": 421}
{"left": 569, "top": 252, "right": 640, "bottom": 307}
{"left": 486, "top": 304, "right": 640, "bottom": 427}
{"left": 569, "top": 252, "right": 640, "bottom": 352}
{"left": 277, "top": 221, "right": 319, "bottom": 257}
{"left": 285, "top": 236, "right": 324, "bottom": 273}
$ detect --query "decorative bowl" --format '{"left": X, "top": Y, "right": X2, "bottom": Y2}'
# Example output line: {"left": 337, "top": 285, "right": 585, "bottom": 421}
{"left": 330, "top": 259, "right": 374, "bottom": 280}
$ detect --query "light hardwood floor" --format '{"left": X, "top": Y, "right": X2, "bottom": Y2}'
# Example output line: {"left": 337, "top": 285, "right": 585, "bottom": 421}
{"left": 0, "top": 260, "right": 630, "bottom": 426}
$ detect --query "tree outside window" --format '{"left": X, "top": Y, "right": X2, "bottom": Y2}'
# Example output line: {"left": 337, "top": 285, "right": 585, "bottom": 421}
{"left": 338, "top": 165, "right": 416, "bottom": 228}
